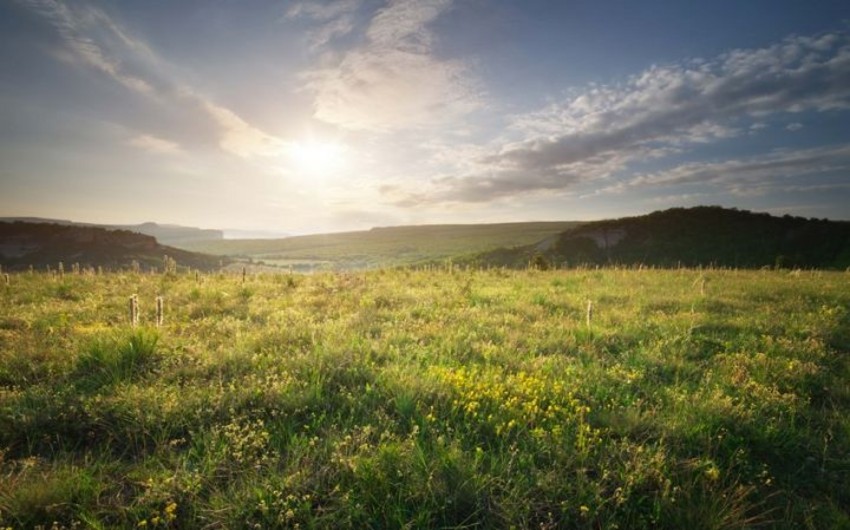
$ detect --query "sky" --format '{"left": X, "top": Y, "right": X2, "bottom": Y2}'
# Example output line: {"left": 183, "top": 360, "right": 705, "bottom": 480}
{"left": 1, "top": 0, "right": 850, "bottom": 234}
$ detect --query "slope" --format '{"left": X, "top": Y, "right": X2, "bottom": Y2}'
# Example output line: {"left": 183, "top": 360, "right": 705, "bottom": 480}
{"left": 473, "top": 207, "right": 850, "bottom": 269}
{"left": 0, "top": 221, "right": 226, "bottom": 272}
{"left": 177, "top": 222, "right": 580, "bottom": 270}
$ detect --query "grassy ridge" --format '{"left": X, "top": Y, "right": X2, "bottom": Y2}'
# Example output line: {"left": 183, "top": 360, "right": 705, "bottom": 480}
{"left": 177, "top": 222, "right": 578, "bottom": 270}
{"left": 1, "top": 268, "right": 848, "bottom": 528}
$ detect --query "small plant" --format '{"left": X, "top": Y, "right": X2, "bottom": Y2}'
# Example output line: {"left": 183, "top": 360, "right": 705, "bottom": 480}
{"left": 76, "top": 328, "right": 160, "bottom": 388}
{"left": 530, "top": 253, "right": 551, "bottom": 271}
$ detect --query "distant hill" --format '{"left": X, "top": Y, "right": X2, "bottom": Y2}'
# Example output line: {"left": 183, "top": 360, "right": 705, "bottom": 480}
{"left": 115, "top": 222, "right": 224, "bottom": 245}
{"left": 178, "top": 222, "right": 580, "bottom": 271}
{"left": 0, "top": 221, "right": 226, "bottom": 272}
{"left": 0, "top": 217, "right": 223, "bottom": 246}
{"left": 473, "top": 207, "right": 850, "bottom": 269}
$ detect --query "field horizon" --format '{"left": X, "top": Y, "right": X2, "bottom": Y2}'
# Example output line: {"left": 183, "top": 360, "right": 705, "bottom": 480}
{"left": 5, "top": 206, "right": 849, "bottom": 274}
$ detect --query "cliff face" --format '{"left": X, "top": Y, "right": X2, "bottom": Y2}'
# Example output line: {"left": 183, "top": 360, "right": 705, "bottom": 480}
{"left": 0, "top": 222, "right": 223, "bottom": 271}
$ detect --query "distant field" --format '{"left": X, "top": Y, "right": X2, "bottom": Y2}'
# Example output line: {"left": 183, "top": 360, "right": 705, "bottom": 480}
{"left": 1, "top": 268, "right": 848, "bottom": 528}
{"left": 176, "top": 222, "right": 580, "bottom": 270}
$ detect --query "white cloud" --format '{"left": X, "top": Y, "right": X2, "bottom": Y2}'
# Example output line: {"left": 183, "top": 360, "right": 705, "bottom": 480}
{"left": 128, "top": 134, "right": 181, "bottom": 155}
{"left": 287, "top": 0, "right": 361, "bottom": 48}
{"left": 17, "top": 0, "right": 154, "bottom": 94}
{"left": 19, "top": 0, "right": 286, "bottom": 160}
{"left": 786, "top": 122, "right": 804, "bottom": 132}
{"left": 300, "top": 0, "right": 481, "bottom": 131}
{"left": 395, "top": 30, "right": 850, "bottom": 204}
{"left": 287, "top": 0, "right": 360, "bottom": 22}
{"left": 195, "top": 96, "right": 284, "bottom": 158}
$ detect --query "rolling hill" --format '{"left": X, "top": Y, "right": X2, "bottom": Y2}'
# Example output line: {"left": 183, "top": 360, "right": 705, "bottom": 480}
{"left": 176, "top": 222, "right": 580, "bottom": 271}
{"left": 473, "top": 206, "right": 850, "bottom": 269}
{"left": 0, "top": 217, "right": 223, "bottom": 246}
{"left": 0, "top": 221, "right": 226, "bottom": 272}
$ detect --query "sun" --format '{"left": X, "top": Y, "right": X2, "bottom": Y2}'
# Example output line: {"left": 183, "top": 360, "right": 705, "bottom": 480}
{"left": 286, "top": 139, "right": 346, "bottom": 175}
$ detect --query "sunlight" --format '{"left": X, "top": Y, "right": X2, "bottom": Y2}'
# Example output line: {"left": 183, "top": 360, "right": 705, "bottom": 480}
{"left": 286, "top": 139, "right": 347, "bottom": 175}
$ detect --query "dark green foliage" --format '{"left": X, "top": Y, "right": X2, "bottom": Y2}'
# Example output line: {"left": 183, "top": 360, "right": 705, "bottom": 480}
{"left": 0, "top": 221, "right": 226, "bottom": 272}
{"left": 476, "top": 207, "right": 850, "bottom": 269}
{"left": 530, "top": 253, "right": 552, "bottom": 270}
{"left": 76, "top": 328, "right": 160, "bottom": 388}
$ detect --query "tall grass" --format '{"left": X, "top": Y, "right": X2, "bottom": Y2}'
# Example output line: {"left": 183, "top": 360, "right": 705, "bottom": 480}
{"left": 0, "top": 268, "right": 848, "bottom": 528}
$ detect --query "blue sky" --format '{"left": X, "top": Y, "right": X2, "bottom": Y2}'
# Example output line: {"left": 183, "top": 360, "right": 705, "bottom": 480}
{"left": 1, "top": 0, "right": 849, "bottom": 233}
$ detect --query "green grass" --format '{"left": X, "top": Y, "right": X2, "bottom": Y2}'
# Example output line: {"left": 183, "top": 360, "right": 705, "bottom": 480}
{"left": 0, "top": 267, "right": 848, "bottom": 528}
{"left": 176, "top": 222, "right": 579, "bottom": 271}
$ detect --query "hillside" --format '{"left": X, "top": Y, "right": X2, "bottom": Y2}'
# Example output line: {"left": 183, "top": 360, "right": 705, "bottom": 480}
{"left": 0, "top": 221, "right": 226, "bottom": 272}
{"left": 473, "top": 207, "right": 850, "bottom": 269}
{"left": 177, "top": 221, "right": 580, "bottom": 271}
{"left": 115, "top": 222, "right": 224, "bottom": 245}
{"left": 0, "top": 217, "right": 224, "bottom": 246}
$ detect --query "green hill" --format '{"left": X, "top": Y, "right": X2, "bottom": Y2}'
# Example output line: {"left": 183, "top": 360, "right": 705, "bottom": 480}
{"left": 176, "top": 222, "right": 580, "bottom": 271}
{"left": 0, "top": 217, "right": 224, "bottom": 246}
{"left": 0, "top": 221, "right": 226, "bottom": 272}
{"left": 473, "top": 207, "right": 850, "bottom": 269}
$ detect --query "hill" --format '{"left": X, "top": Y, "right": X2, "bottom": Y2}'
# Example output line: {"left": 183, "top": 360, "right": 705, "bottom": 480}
{"left": 0, "top": 217, "right": 223, "bottom": 246}
{"left": 473, "top": 207, "right": 850, "bottom": 269}
{"left": 0, "top": 221, "right": 226, "bottom": 272}
{"left": 177, "top": 221, "right": 580, "bottom": 271}
{"left": 115, "top": 222, "right": 224, "bottom": 245}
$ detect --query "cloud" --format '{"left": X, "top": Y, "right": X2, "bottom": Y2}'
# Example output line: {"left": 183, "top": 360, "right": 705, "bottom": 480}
{"left": 17, "top": 0, "right": 154, "bottom": 94}
{"left": 785, "top": 122, "right": 804, "bottom": 132}
{"left": 196, "top": 97, "right": 284, "bottom": 158}
{"left": 128, "top": 134, "right": 181, "bottom": 155}
{"left": 18, "top": 0, "right": 285, "bottom": 160}
{"left": 287, "top": 0, "right": 360, "bottom": 22}
{"left": 286, "top": 0, "right": 361, "bottom": 48}
{"left": 300, "top": 0, "right": 480, "bottom": 131}
{"left": 621, "top": 143, "right": 850, "bottom": 195}
{"left": 398, "top": 30, "right": 850, "bottom": 204}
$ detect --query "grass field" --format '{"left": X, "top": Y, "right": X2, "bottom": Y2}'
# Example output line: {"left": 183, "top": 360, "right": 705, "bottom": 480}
{"left": 176, "top": 222, "right": 579, "bottom": 271}
{"left": 1, "top": 268, "right": 848, "bottom": 528}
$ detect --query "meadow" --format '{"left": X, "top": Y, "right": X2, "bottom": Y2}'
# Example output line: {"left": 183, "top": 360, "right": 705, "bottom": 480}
{"left": 0, "top": 267, "right": 848, "bottom": 528}
{"left": 177, "top": 222, "right": 579, "bottom": 271}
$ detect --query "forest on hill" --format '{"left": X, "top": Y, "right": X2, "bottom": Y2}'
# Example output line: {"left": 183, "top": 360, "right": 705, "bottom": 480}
{"left": 0, "top": 221, "right": 225, "bottom": 272}
{"left": 475, "top": 207, "right": 850, "bottom": 270}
